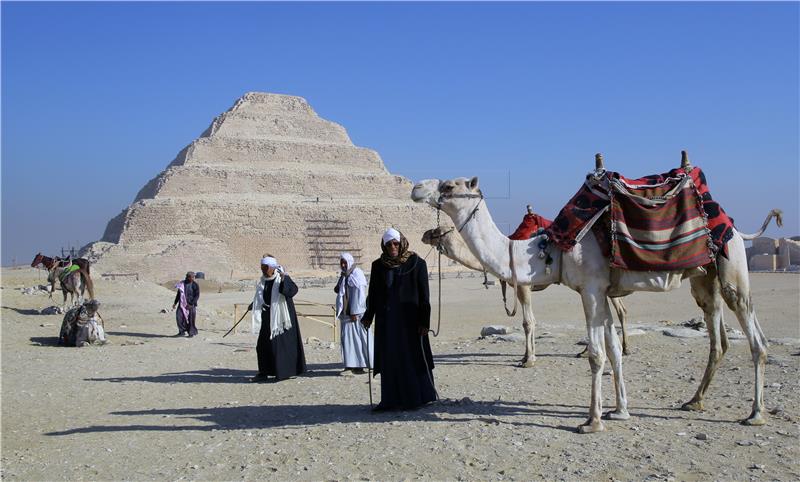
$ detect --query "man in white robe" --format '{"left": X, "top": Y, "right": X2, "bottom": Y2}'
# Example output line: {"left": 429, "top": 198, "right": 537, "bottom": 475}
{"left": 335, "top": 253, "right": 373, "bottom": 375}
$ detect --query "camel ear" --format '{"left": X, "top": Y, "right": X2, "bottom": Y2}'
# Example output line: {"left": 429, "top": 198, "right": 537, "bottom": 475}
{"left": 468, "top": 177, "right": 479, "bottom": 190}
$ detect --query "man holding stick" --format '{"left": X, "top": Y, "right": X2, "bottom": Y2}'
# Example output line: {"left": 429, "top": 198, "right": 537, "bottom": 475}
{"left": 247, "top": 256, "right": 306, "bottom": 383}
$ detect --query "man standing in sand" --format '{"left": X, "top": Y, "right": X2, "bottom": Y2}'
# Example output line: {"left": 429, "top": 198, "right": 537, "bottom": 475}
{"left": 362, "top": 228, "right": 437, "bottom": 412}
{"left": 334, "top": 252, "right": 372, "bottom": 375}
{"left": 173, "top": 271, "right": 199, "bottom": 337}
{"left": 248, "top": 256, "right": 307, "bottom": 382}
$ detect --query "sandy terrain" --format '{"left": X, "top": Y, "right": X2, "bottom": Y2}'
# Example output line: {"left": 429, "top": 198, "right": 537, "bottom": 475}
{"left": 1, "top": 267, "right": 798, "bottom": 480}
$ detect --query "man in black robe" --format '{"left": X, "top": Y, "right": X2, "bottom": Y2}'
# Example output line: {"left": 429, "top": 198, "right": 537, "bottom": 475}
{"left": 248, "top": 256, "right": 306, "bottom": 382}
{"left": 362, "top": 228, "right": 437, "bottom": 411}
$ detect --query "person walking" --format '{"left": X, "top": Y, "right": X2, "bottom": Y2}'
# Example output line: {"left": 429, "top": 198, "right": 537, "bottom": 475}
{"left": 173, "top": 271, "right": 199, "bottom": 337}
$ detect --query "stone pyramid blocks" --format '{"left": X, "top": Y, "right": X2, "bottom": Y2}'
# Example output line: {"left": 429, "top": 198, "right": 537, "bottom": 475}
{"left": 88, "top": 92, "right": 439, "bottom": 281}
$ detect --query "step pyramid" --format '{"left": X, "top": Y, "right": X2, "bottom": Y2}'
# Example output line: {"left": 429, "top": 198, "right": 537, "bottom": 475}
{"left": 85, "top": 92, "right": 442, "bottom": 282}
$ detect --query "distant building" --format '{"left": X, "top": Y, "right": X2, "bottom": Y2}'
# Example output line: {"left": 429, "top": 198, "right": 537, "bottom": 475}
{"left": 746, "top": 236, "right": 800, "bottom": 272}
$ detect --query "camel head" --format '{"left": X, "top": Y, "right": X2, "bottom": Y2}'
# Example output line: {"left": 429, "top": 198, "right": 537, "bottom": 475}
{"left": 421, "top": 227, "right": 446, "bottom": 246}
{"left": 411, "top": 177, "right": 482, "bottom": 217}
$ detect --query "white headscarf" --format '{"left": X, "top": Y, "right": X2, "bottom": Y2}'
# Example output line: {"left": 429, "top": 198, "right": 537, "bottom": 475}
{"left": 382, "top": 228, "right": 401, "bottom": 245}
{"left": 336, "top": 252, "right": 367, "bottom": 318}
{"left": 340, "top": 252, "right": 367, "bottom": 287}
{"left": 251, "top": 259, "right": 292, "bottom": 338}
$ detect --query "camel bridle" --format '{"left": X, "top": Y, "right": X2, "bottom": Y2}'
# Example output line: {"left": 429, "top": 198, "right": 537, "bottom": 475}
{"left": 436, "top": 188, "right": 521, "bottom": 317}
{"left": 436, "top": 189, "right": 484, "bottom": 234}
{"left": 425, "top": 188, "right": 492, "bottom": 340}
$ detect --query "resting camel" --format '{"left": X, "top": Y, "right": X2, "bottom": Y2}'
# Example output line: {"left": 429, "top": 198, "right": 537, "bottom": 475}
{"left": 31, "top": 253, "right": 95, "bottom": 300}
{"left": 50, "top": 265, "right": 85, "bottom": 308}
{"left": 412, "top": 156, "right": 781, "bottom": 432}
{"left": 422, "top": 226, "right": 629, "bottom": 360}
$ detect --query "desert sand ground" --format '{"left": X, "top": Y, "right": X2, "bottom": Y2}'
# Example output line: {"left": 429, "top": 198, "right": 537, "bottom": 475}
{"left": 1, "top": 267, "right": 798, "bottom": 481}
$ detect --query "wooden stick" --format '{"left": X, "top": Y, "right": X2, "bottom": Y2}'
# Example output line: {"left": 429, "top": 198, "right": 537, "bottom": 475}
{"left": 223, "top": 308, "right": 250, "bottom": 338}
{"left": 595, "top": 153, "right": 604, "bottom": 170}
{"left": 681, "top": 150, "right": 691, "bottom": 169}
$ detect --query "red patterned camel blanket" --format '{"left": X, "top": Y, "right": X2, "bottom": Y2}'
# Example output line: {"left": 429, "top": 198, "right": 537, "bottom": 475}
{"left": 509, "top": 213, "right": 552, "bottom": 240}
{"left": 545, "top": 166, "right": 735, "bottom": 271}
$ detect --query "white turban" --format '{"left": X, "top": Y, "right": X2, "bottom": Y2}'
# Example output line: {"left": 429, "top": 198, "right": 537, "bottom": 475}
{"left": 382, "top": 228, "right": 401, "bottom": 245}
{"left": 340, "top": 252, "right": 355, "bottom": 272}
{"left": 261, "top": 256, "right": 279, "bottom": 268}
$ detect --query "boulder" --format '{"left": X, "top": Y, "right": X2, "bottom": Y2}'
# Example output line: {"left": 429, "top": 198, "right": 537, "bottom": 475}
{"left": 481, "top": 325, "right": 510, "bottom": 337}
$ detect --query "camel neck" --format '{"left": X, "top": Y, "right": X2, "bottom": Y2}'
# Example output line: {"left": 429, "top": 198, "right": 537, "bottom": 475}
{"left": 444, "top": 200, "right": 558, "bottom": 285}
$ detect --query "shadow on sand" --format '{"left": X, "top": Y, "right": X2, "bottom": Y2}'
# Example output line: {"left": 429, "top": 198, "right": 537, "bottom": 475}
{"left": 30, "top": 336, "right": 61, "bottom": 346}
{"left": 105, "top": 331, "right": 177, "bottom": 339}
{"left": 3, "top": 305, "right": 46, "bottom": 316}
{"left": 433, "top": 350, "right": 579, "bottom": 367}
{"left": 85, "top": 363, "right": 343, "bottom": 386}
{"left": 45, "top": 398, "right": 589, "bottom": 436}
{"left": 44, "top": 397, "right": 740, "bottom": 437}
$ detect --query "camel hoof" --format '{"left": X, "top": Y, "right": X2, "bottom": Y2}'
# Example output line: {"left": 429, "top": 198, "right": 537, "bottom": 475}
{"left": 603, "top": 410, "right": 630, "bottom": 421}
{"left": 577, "top": 419, "right": 606, "bottom": 434}
{"left": 517, "top": 359, "right": 535, "bottom": 368}
{"left": 742, "top": 413, "right": 767, "bottom": 426}
{"left": 681, "top": 400, "right": 704, "bottom": 412}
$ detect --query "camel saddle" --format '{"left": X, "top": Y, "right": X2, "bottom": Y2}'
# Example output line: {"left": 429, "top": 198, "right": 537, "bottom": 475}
{"left": 546, "top": 166, "right": 735, "bottom": 271}
{"left": 59, "top": 264, "right": 81, "bottom": 282}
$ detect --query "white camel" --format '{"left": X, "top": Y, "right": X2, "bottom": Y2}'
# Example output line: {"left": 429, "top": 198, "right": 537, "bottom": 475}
{"left": 421, "top": 226, "right": 630, "bottom": 359}
{"left": 412, "top": 159, "right": 781, "bottom": 433}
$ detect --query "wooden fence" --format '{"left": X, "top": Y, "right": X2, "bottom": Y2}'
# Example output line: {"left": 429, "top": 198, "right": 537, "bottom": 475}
{"left": 232, "top": 299, "right": 338, "bottom": 342}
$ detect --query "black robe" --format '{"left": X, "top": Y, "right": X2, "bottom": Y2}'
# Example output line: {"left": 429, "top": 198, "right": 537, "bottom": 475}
{"left": 362, "top": 254, "right": 436, "bottom": 409}
{"left": 256, "top": 275, "right": 307, "bottom": 380}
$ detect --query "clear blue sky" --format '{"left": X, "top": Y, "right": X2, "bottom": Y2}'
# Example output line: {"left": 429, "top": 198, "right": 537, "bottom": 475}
{"left": 2, "top": 1, "right": 798, "bottom": 266}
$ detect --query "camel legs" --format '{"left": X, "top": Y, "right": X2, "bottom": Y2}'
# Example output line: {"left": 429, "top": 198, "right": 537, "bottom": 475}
{"left": 603, "top": 297, "right": 629, "bottom": 421}
{"left": 683, "top": 271, "right": 727, "bottom": 412}
{"left": 578, "top": 288, "right": 627, "bottom": 433}
{"left": 718, "top": 258, "right": 768, "bottom": 425}
{"left": 577, "top": 296, "right": 629, "bottom": 357}
{"left": 517, "top": 286, "right": 535, "bottom": 368}
{"left": 610, "top": 297, "right": 629, "bottom": 355}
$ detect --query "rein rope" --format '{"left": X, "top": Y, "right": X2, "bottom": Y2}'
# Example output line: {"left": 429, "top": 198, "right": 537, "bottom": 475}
{"left": 430, "top": 208, "right": 445, "bottom": 337}
{"left": 427, "top": 189, "right": 488, "bottom": 337}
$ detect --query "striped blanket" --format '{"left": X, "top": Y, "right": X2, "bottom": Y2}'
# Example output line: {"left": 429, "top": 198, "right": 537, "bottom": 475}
{"left": 546, "top": 166, "right": 735, "bottom": 271}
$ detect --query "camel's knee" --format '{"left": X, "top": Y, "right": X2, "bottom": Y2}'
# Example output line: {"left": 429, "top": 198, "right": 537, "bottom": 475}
{"left": 587, "top": 350, "right": 605, "bottom": 372}
{"left": 721, "top": 283, "right": 750, "bottom": 312}
{"left": 709, "top": 346, "right": 724, "bottom": 365}
{"left": 752, "top": 345, "right": 767, "bottom": 366}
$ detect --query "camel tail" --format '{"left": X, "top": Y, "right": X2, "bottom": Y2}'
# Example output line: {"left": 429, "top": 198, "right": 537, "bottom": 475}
{"left": 739, "top": 209, "right": 783, "bottom": 240}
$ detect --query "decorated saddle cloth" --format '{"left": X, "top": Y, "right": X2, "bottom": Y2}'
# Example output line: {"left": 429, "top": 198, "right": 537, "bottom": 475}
{"left": 508, "top": 213, "right": 552, "bottom": 240}
{"left": 545, "top": 166, "right": 735, "bottom": 271}
{"left": 59, "top": 264, "right": 81, "bottom": 282}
